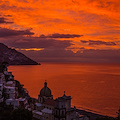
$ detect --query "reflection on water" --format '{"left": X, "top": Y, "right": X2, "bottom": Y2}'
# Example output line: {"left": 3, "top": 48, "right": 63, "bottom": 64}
{"left": 8, "top": 63, "right": 120, "bottom": 117}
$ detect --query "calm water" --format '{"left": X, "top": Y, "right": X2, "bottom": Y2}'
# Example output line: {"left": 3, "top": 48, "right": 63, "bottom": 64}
{"left": 9, "top": 63, "right": 120, "bottom": 117}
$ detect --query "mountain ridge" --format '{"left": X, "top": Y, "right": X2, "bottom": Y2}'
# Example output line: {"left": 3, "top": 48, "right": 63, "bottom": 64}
{"left": 0, "top": 43, "right": 38, "bottom": 65}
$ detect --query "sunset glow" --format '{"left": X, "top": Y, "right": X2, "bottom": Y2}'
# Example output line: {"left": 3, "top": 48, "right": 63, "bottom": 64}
{"left": 0, "top": 0, "right": 120, "bottom": 62}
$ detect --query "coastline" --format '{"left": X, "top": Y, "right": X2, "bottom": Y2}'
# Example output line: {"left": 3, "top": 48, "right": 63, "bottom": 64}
{"left": 0, "top": 63, "right": 116, "bottom": 120}
{"left": 30, "top": 97, "right": 114, "bottom": 120}
{"left": 8, "top": 63, "right": 120, "bottom": 119}
{"left": 76, "top": 109, "right": 113, "bottom": 120}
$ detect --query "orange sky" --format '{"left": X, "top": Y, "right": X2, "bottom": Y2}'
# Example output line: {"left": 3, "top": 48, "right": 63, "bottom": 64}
{"left": 0, "top": 0, "right": 120, "bottom": 62}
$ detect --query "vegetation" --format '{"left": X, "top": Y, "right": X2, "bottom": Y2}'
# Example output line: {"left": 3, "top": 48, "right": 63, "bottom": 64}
{"left": 0, "top": 103, "right": 13, "bottom": 120}
{"left": 11, "top": 107, "right": 33, "bottom": 120}
{"left": 32, "top": 118, "right": 40, "bottom": 120}
{"left": 116, "top": 108, "right": 120, "bottom": 120}
{"left": 15, "top": 80, "right": 24, "bottom": 98}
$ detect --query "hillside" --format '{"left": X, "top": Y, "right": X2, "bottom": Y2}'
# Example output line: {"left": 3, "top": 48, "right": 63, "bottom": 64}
{"left": 0, "top": 43, "right": 38, "bottom": 65}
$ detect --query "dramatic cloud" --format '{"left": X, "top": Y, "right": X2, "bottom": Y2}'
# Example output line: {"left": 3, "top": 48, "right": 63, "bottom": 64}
{"left": 81, "top": 40, "right": 116, "bottom": 46}
{"left": 3, "top": 36, "right": 73, "bottom": 49}
{"left": 0, "top": 17, "right": 13, "bottom": 24}
{"left": 0, "top": 0, "right": 120, "bottom": 62}
{"left": 19, "top": 48, "right": 120, "bottom": 63}
{"left": 40, "top": 33, "right": 83, "bottom": 38}
{"left": 0, "top": 28, "right": 34, "bottom": 37}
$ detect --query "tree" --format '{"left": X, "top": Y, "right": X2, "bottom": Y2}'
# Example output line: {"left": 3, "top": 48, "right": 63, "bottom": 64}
{"left": 11, "top": 107, "right": 33, "bottom": 120}
{"left": 116, "top": 108, "right": 120, "bottom": 120}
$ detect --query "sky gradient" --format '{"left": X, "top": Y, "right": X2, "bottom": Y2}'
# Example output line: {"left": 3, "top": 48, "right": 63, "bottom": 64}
{"left": 0, "top": 0, "right": 120, "bottom": 62}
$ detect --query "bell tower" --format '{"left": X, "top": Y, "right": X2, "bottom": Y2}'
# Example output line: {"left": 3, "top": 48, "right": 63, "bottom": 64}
{"left": 54, "top": 92, "right": 71, "bottom": 120}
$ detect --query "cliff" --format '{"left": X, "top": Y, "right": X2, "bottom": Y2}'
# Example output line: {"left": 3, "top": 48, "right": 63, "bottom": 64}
{"left": 0, "top": 43, "right": 38, "bottom": 65}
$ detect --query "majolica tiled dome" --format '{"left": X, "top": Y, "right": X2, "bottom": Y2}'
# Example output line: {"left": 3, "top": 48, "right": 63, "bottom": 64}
{"left": 40, "top": 81, "right": 52, "bottom": 97}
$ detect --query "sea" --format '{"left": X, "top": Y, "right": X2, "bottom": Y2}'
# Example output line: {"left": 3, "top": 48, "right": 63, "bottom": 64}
{"left": 8, "top": 62, "right": 120, "bottom": 117}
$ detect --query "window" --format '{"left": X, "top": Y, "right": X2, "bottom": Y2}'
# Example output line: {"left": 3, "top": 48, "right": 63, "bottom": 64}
{"left": 62, "top": 110, "right": 64, "bottom": 116}
{"left": 56, "top": 110, "right": 57, "bottom": 115}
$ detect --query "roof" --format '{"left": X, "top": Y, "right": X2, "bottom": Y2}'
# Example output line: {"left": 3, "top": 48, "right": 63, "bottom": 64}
{"left": 18, "top": 98, "right": 26, "bottom": 101}
{"left": 4, "top": 71, "right": 12, "bottom": 75}
{"left": 6, "top": 81, "right": 14, "bottom": 84}
{"left": 35, "top": 103, "right": 43, "bottom": 107}
{"left": 40, "top": 82, "right": 52, "bottom": 97}
{"left": 4, "top": 86, "right": 15, "bottom": 89}
{"left": 43, "top": 99, "right": 55, "bottom": 107}
{"left": 56, "top": 93, "right": 71, "bottom": 101}
{"left": 6, "top": 99, "right": 14, "bottom": 102}
{"left": 23, "top": 88, "right": 28, "bottom": 93}
{"left": 41, "top": 108, "right": 52, "bottom": 114}
{"left": 33, "top": 110, "right": 42, "bottom": 116}
{"left": 6, "top": 99, "right": 19, "bottom": 101}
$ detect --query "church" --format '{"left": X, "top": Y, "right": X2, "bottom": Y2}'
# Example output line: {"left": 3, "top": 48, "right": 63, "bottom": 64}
{"left": 32, "top": 81, "right": 89, "bottom": 120}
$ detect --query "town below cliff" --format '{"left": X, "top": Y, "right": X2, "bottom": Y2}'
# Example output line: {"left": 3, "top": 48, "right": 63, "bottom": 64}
{"left": 0, "top": 63, "right": 118, "bottom": 120}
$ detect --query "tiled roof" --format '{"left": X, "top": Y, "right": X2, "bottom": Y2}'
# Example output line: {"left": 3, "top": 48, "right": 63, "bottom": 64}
{"left": 33, "top": 110, "right": 42, "bottom": 115}
{"left": 41, "top": 108, "right": 52, "bottom": 114}
{"left": 43, "top": 99, "right": 55, "bottom": 106}
{"left": 35, "top": 103, "right": 43, "bottom": 107}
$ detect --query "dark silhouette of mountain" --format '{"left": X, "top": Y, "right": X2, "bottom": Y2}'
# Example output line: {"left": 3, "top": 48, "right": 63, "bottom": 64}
{"left": 0, "top": 43, "right": 38, "bottom": 65}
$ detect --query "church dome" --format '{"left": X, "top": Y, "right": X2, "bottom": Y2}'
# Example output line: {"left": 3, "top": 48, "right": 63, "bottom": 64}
{"left": 40, "top": 81, "right": 52, "bottom": 97}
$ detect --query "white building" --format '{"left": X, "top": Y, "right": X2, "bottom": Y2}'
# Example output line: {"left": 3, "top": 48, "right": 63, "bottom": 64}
{"left": 33, "top": 110, "right": 43, "bottom": 120}
{"left": 35, "top": 102, "right": 43, "bottom": 111}
{"left": 4, "top": 71, "right": 14, "bottom": 81}
{"left": 6, "top": 81, "right": 15, "bottom": 87}
{"left": 6, "top": 99, "right": 19, "bottom": 109}
{"left": 4, "top": 86, "right": 17, "bottom": 99}
{"left": 19, "top": 98, "right": 29, "bottom": 109}
{"left": 41, "top": 108, "right": 53, "bottom": 120}
{"left": 0, "top": 84, "right": 3, "bottom": 102}
{"left": 0, "top": 73, "right": 5, "bottom": 85}
{"left": 0, "top": 83, "right": 3, "bottom": 91}
{"left": 0, "top": 91, "right": 3, "bottom": 102}
{"left": 0, "top": 73, "right": 5, "bottom": 103}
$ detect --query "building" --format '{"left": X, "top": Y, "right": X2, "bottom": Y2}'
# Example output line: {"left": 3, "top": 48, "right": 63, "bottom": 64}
{"left": 54, "top": 92, "right": 78, "bottom": 120}
{"left": 6, "top": 99, "right": 19, "bottom": 109}
{"left": 6, "top": 81, "right": 15, "bottom": 87}
{"left": 19, "top": 98, "right": 29, "bottom": 109}
{"left": 41, "top": 108, "right": 53, "bottom": 120}
{"left": 38, "top": 81, "right": 53, "bottom": 103}
{"left": 34, "top": 81, "right": 86, "bottom": 120}
{"left": 0, "top": 73, "right": 5, "bottom": 85}
{"left": 4, "top": 86, "right": 17, "bottom": 99}
{"left": 43, "top": 99, "right": 55, "bottom": 110}
{"left": 34, "top": 102, "right": 43, "bottom": 111}
{"left": 33, "top": 110, "right": 42, "bottom": 120}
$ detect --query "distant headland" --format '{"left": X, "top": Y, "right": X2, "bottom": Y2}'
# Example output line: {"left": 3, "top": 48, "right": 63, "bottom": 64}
{"left": 0, "top": 43, "right": 39, "bottom": 65}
